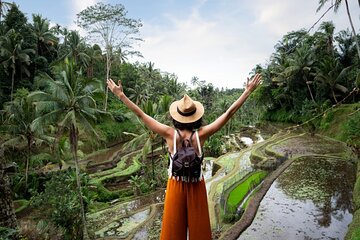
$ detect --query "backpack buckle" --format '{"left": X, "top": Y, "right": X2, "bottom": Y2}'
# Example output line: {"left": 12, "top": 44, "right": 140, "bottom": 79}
{"left": 184, "top": 161, "right": 189, "bottom": 168}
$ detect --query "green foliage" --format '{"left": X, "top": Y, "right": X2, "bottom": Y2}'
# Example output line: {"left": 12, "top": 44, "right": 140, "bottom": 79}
{"left": 13, "top": 199, "right": 29, "bottom": 213}
{"left": 319, "top": 109, "right": 334, "bottom": 130}
{"left": 222, "top": 211, "right": 240, "bottom": 224}
{"left": 30, "top": 170, "right": 88, "bottom": 239}
{"left": 255, "top": 23, "right": 359, "bottom": 126}
{"left": 96, "top": 118, "right": 138, "bottom": 143}
{"left": 86, "top": 182, "right": 120, "bottom": 203}
{"left": 341, "top": 111, "right": 360, "bottom": 147}
{"left": 227, "top": 171, "right": 267, "bottom": 212}
{"left": 30, "top": 152, "right": 57, "bottom": 167}
{"left": 0, "top": 226, "right": 17, "bottom": 240}
{"left": 204, "top": 133, "right": 223, "bottom": 157}
{"left": 263, "top": 108, "right": 296, "bottom": 122}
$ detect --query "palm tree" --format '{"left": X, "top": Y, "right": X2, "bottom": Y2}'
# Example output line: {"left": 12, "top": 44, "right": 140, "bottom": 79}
{"left": 0, "top": 0, "right": 12, "bottom": 22}
{"left": 29, "top": 58, "right": 107, "bottom": 239}
{"left": 284, "top": 44, "right": 316, "bottom": 102}
{"left": 2, "top": 95, "right": 50, "bottom": 189}
{"left": 165, "top": 75, "right": 186, "bottom": 99}
{"left": 85, "top": 44, "right": 102, "bottom": 78}
{"left": 318, "top": 21, "right": 335, "bottom": 56}
{"left": 0, "top": 29, "right": 35, "bottom": 101}
{"left": 59, "top": 31, "right": 90, "bottom": 70}
{"left": 123, "top": 100, "right": 160, "bottom": 183}
{"left": 191, "top": 76, "right": 199, "bottom": 87}
{"left": 314, "top": 57, "right": 350, "bottom": 103}
{"left": 217, "top": 98, "right": 232, "bottom": 135}
{"left": 31, "top": 14, "right": 58, "bottom": 57}
{"left": 317, "top": 0, "right": 360, "bottom": 60}
{"left": 335, "top": 29, "right": 358, "bottom": 66}
{"left": 128, "top": 82, "right": 149, "bottom": 105}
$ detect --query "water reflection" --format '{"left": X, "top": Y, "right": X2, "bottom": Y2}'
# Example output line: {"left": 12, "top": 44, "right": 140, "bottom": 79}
{"left": 239, "top": 157, "right": 355, "bottom": 240}
{"left": 277, "top": 157, "right": 355, "bottom": 227}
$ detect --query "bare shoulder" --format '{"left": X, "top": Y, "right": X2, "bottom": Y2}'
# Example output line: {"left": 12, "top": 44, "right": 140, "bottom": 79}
{"left": 163, "top": 126, "right": 175, "bottom": 141}
{"left": 197, "top": 127, "right": 210, "bottom": 144}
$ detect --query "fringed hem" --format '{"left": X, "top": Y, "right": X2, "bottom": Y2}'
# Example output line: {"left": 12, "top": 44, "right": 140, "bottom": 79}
{"left": 168, "top": 175, "right": 203, "bottom": 183}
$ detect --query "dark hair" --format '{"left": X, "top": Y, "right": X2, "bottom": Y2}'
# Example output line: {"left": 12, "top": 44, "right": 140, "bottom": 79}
{"left": 172, "top": 118, "right": 203, "bottom": 130}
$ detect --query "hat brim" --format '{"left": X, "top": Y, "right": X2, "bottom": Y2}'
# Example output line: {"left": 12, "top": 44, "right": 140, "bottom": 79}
{"left": 169, "top": 100, "right": 204, "bottom": 123}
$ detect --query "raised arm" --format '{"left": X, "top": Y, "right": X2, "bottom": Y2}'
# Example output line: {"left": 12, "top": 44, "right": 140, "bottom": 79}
{"left": 107, "top": 79, "right": 172, "bottom": 139}
{"left": 200, "top": 73, "right": 262, "bottom": 140}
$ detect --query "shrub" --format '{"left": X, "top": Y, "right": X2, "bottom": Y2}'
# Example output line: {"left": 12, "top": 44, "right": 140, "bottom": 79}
{"left": 341, "top": 111, "right": 360, "bottom": 147}
{"left": 30, "top": 170, "right": 89, "bottom": 239}
{"left": 204, "top": 133, "right": 222, "bottom": 157}
{"left": 0, "top": 227, "right": 17, "bottom": 240}
{"left": 96, "top": 119, "right": 138, "bottom": 143}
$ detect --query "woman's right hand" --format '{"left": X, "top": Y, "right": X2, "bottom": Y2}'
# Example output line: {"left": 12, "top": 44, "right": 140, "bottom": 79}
{"left": 107, "top": 79, "right": 124, "bottom": 97}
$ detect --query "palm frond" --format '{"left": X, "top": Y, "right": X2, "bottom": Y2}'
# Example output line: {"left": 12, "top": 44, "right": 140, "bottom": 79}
{"left": 76, "top": 112, "right": 99, "bottom": 139}
{"left": 59, "top": 110, "right": 75, "bottom": 128}
{"left": 32, "top": 101, "right": 61, "bottom": 115}
{"left": 123, "top": 132, "right": 139, "bottom": 137}
{"left": 76, "top": 95, "right": 96, "bottom": 108}
{"left": 334, "top": 83, "right": 348, "bottom": 93}
{"left": 31, "top": 109, "right": 64, "bottom": 132}
{"left": 79, "top": 108, "right": 97, "bottom": 123}
{"left": 2, "top": 136, "right": 27, "bottom": 149}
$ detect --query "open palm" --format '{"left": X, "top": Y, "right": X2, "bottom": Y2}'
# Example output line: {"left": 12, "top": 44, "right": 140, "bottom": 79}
{"left": 246, "top": 73, "right": 262, "bottom": 92}
{"left": 107, "top": 79, "right": 124, "bottom": 96}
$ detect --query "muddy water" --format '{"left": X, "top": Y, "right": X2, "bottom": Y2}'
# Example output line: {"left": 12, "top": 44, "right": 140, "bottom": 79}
{"left": 133, "top": 205, "right": 164, "bottom": 240}
{"left": 239, "top": 157, "right": 356, "bottom": 240}
{"left": 95, "top": 208, "right": 151, "bottom": 238}
{"left": 88, "top": 190, "right": 165, "bottom": 232}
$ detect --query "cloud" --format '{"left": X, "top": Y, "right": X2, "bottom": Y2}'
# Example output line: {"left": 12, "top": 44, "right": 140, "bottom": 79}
{"left": 135, "top": 1, "right": 273, "bottom": 89}
{"left": 133, "top": 0, "right": 358, "bottom": 89}
{"left": 69, "top": 0, "right": 99, "bottom": 18}
{"left": 64, "top": 0, "right": 100, "bottom": 33}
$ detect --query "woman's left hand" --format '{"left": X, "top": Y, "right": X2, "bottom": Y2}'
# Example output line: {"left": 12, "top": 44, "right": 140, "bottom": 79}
{"left": 246, "top": 73, "right": 262, "bottom": 93}
{"left": 107, "top": 78, "right": 124, "bottom": 97}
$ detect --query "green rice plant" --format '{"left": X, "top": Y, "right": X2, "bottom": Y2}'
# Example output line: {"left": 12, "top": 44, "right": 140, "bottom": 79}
{"left": 226, "top": 171, "right": 267, "bottom": 212}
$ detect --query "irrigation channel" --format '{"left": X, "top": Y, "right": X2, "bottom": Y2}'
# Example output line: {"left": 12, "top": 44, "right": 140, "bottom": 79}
{"left": 82, "top": 127, "right": 356, "bottom": 239}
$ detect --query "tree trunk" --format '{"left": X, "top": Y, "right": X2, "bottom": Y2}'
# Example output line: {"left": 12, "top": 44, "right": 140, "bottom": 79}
{"left": 0, "top": 148, "right": 18, "bottom": 232}
{"left": 345, "top": 0, "right": 360, "bottom": 61}
{"left": 10, "top": 67, "right": 15, "bottom": 102}
{"left": 25, "top": 138, "right": 30, "bottom": 190}
{"left": 104, "top": 46, "right": 112, "bottom": 112}
{"left": 331, "top": 88, "right": 338, "bottom": 103}
{"left": 151, "top": 144, "right": 155, "bottom": 182}
{"left": 53, "top": 127, "right": 63, "bottom": 169}
{"left": 70, "top": 124, "right": 89, "bottom": 240}
{"left": 306, "top": 82, "right": 316, "bottom": 102}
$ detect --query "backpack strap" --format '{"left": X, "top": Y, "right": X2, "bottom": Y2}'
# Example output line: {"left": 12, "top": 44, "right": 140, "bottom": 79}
{"left": 195, "top": 130, "right": 202, "bottom": 156}
{"left": 173, "top": 129, "right": 178, "bottom": 154}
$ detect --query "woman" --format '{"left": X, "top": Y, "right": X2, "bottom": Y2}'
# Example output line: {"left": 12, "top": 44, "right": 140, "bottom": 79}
{"left": 107, "top": 73, "right": 261, "bottom": 240}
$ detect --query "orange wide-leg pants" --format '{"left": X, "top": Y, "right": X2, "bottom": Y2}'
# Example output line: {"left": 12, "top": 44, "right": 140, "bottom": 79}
{"left": 160, "top": 178, "right": 212, "bottom": 240}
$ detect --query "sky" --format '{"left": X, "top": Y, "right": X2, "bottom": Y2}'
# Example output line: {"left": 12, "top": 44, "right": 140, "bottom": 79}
{"left": 11, "top": 0, "right": 360, "bottom": 89}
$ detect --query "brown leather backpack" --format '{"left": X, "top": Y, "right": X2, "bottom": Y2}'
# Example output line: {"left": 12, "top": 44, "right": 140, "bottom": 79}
{"left": 170, "top": 130, "right": 203, "bottom": 180}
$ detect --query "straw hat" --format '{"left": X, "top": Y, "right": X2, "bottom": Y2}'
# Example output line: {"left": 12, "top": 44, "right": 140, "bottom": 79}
{"left": 169, "top": 94, "right": 204, "bottom": 123}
